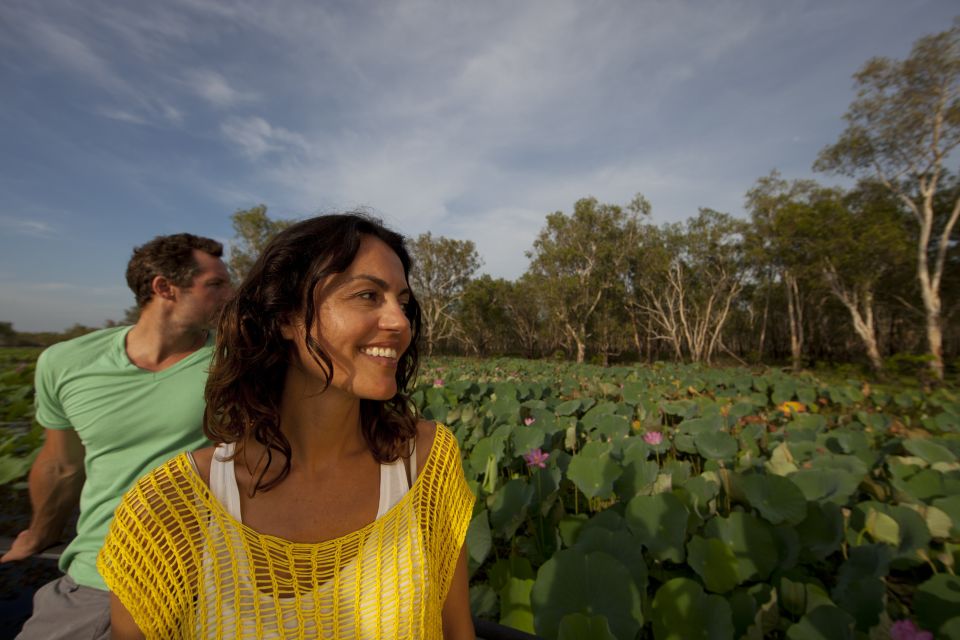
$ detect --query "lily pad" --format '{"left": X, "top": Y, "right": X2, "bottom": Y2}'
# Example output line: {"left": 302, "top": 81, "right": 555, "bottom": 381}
{"left": 914, "top": 574, "right": 960, "bottom": 636}
{"left": 625, "top": 492, "right": 689, "bottom": 563}
{"left": 695, "top": 430, "right": 739, "bottom": 460}
{"left": 566, "top": 441, "right": 621, "bottom": 499}
{"left": 902, "top": 438, "right": 957, "bottom": 464}
{"left": 739, "top": 473, "right": 808, "bottom": 525}
{"left": 499, "top": 578, "right": 535, "bottom": 633}
{"left": 650, "top": 577, "right": 734, "bottom": 640}
{"left": 557, "top": 614, "right": 617, "bottom": 640}
{"left": 530, "top": 549, "right": 643, "bottom": 640}
{"left": 704, "top": 512, "right": 779, "bottom": 582}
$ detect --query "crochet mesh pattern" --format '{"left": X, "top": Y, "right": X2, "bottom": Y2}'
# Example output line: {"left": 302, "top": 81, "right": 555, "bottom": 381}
{"left": 98, "top": 425, "right": 474, "bottom": 639}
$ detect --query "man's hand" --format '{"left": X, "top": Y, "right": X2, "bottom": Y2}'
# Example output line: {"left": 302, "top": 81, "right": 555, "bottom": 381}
{"left": 1, "top": 528, "right": 45, "bottom": 562}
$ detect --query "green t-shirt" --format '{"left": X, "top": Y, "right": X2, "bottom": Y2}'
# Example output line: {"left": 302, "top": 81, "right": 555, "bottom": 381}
{"left": 34, "top": 325, "right": 213, "bottom": 590}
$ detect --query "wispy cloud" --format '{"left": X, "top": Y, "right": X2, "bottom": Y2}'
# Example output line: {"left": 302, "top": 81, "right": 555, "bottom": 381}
{"left": 221, "top": 116, "right": 309, "bottom": 159}
{"left": 183, "top": 69, "right": 255, "bottom": 108}
{"left": 0, "top": 216, "right": 56, "bottom": 237}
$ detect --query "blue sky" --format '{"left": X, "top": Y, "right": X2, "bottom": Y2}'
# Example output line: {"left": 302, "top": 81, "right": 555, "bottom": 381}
{"left": 1, "top": 0, "right": 956, "bottom": 331}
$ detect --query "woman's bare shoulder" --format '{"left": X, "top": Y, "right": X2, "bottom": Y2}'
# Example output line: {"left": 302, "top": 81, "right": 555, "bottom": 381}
{"left": 415, "top": 420, "right": 437, "bottom": 471}
{"left": 188, "top": 445, "right": 217, "bottom": 487}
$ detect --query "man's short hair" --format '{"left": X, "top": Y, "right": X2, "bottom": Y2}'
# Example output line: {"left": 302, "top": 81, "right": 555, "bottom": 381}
{"left": 126, "top": 233, "right": 224, "bottom": 308}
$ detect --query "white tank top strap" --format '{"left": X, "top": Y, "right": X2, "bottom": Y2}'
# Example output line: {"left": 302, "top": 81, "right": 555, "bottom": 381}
{"left": 206, "top": 438, "right": 418, "bottom": 524}
{"left": 209, "top": 442, "right": 243, "bottom": 522}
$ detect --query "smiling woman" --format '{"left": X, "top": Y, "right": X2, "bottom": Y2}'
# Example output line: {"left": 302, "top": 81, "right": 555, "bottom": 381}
{"left": 95, "top": 213, "right": 476, "bottom": 639}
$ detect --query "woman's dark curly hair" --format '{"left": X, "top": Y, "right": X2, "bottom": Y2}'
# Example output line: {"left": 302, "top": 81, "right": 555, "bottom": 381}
{"left": 203, "top": 212, "right": 422, "bottom": 494}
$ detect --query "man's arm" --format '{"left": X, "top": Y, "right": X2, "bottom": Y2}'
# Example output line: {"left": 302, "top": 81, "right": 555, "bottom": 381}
{"left": 0, "top": 428, "right": 84, "bottom": 562}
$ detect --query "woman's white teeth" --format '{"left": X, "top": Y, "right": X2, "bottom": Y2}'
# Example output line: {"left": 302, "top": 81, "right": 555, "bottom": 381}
{"left": 363, "top": 346, "right": 397, "bottom": 358}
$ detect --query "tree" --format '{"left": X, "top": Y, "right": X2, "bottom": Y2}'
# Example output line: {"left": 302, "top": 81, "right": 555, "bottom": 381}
{"left": 527, "top": 195, "right": 648, "bottom": 363}
{"left": 745, "top": 172, "right": 822, "bottom": 370}
{"left": 229, "top": 205, "right": 295, "bottom": 283}
{"left": 632, "top": 210, "right": 747, "bottom": 364}
{"left": 815, "top": 22, "right": 960, "bottom": 380}
{"left": 408, "top": 232, "right": 482, "bottom": 356}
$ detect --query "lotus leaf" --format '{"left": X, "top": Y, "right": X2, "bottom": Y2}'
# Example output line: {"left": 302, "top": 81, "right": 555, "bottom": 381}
{"left": 739, "top": 473, "right": 807, "bottom": 525}
{"left": 694, "top": 431, "right": 738, "bottom": 460}
{"left": 625, "top": 492, "right": 689, "bottom": 563}
{"left": 579, "top": 507, "right": 626, "bottom": 533}
{"left": 467, "top": 511, "right": 492, "bottom": 570}
{"left": 785, "top": 605, "right": 855, "bottom": 640}
{"left": 588, "top": 414, "right": 629, "bottom": 443}
{"left": 789, "top": 469, "right": 860, "bottom": 505}
{"left": 939, "top": 617, "right": 960, "bottom": 640}
{"left": 935, "top": 411, "right": 959, "bottom": 432}
{"left": 530, "top": 549, "right": 643, "bottom": 640}
{"left": 772, "top": 524, "right": 800, "bottom": 571}
{"left": 766, "top": 442, "right": 800, "bottom": 476}
{"left": 687, "top": 535, "right": 740, "bottom": 593}
{"left": 469, "top": 435, "right": 506, "bottom": 477}
{"left": 621, "top": 381, "right": 648, "bottom": 402}
{"left": 902, "top": 438, "right": 957, "bottom": 464}
{"left": 851, "top": 502, "right": 931, "bottom": 558}
{"left": 556, "top": 613, "right": 617, "bottom": 640}
{"left": 681, "top": 474, "right": 720, "bottom": 516}
{"left": 487, "top": 478, "right": 533, "bottom": 539}
{"left": 831, "top": 545, "right": 890, "bottom": 631}
{"left": 705, "top": 512, "right": 779, "bottom": 582}
{"left": 914, "top": 574, "right": 960, "bottom": 636}
{"left": 554, "top": 399, "right": 581, "bottom": 416}
{"left": 614, "top": 458, "right": 659, "bottom": 499}
{"left": 575, "top": 527, "right": 648, "bottom": 592}
{"left": 469, "top": 584, "right": 498, "bottom": 620}
{"left": 566, "top": 441, "right": 621, "bottom": 499}
{"left": 663, "top": 459, "right": 692, "bottom": 484}
{"left": 498, "top": 578, "right": 535, "bottom": 633}
{"left": 897, "top": 467, "right": 953, "bottom": 502}
{"left": 674, "top": 433, "right": 699, "bottom": 455}
{"left": 661, "top": 400, "right": 695, "bottom": 419}
{"left": 650, "top": 577, "right": 734, "bottom": 640}
{"left": 933, "top": 495, "right": 960, "bottom": 537}
{"left": 772, "top": 380, "right": 798, "bottom": 405}
{"left": 680, "top": 415, "right": 723, "bottom": 435}
{"left": 739, "top": 422, "right": 765, "bottom": 443}
{"left": 558, "top": 514, "right": 588, "bottom": 548}
{"left": 864, "top": 508, "right": 901, "bottom": 546}
{"left": 511, "top": 426, "right": 546, "bottom": 459}
{"left": 488, "top": 556, "right": 535, "bottom": 592}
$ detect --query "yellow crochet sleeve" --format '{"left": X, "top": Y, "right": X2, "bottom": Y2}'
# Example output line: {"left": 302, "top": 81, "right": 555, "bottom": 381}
{"left": 97, "top": 458, "right": 201, "bottom": 638}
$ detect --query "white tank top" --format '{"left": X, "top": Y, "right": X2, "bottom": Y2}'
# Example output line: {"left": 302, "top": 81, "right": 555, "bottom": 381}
{"left": 199, "top": 441, "right": 418, "bottom": 522}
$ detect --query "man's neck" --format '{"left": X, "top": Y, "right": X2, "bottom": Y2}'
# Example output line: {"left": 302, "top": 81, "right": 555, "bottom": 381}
{"left": 124, "top": 308, "right": 208, "bottom": 372}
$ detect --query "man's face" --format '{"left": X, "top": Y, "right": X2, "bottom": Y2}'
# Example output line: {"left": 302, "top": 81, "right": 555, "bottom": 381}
{"left": 173, "top": 250, "right": 233, "bottom": 329}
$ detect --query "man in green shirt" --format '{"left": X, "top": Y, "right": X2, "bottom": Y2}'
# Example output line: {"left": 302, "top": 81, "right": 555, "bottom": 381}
{"left": 2, "top": 233, "right": 233, "bottom": 640}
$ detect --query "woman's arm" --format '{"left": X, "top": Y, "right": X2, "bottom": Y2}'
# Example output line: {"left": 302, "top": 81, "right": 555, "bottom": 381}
{"left": 442, "top": 545, "right": 475, "bottom": 640}
{"left": 110, "top": 593, "right": 145, "bottom": 640}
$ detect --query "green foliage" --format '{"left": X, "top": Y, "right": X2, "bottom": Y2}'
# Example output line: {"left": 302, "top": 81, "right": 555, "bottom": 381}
{"left": 416, "top": 356, "right": 960, "bottom": 639}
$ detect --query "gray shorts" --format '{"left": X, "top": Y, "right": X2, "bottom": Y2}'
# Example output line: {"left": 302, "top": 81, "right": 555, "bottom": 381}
{"left": 15, "top": 575, "right": 109, "bottom": 640}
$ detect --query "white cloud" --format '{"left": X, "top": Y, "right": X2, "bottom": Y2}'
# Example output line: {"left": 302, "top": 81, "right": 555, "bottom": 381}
{"left": 221, "top": 116, "right": 309, "bottom": 159}
{"left": 183, "top": 69, "right": 254, "bottom": 108}
{"left": 0, "top": 216, "right": 56, "bottom": 237}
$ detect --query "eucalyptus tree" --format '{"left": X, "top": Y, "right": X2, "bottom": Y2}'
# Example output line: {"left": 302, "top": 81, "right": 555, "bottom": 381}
{"left": 633, "top": 210, "right": 747, "bottom": 364}
{"left": 745, "top": 173, "right": 822, "bottom": 370}
{"left": 456, "top": 275, "right": 515, "bottom": 356}
{"left": 408, "top": 232, "right": 482, "bottom": 356}
{"left": 815, "top": 22, "right": 960, "bottom": 379}
{"left": 774, "top": 183, "right": 911, "bottom": 371}
{"left": 228, "top": 205, "right": 295, "bottom": 283}
{"left": 527, "top": 195, "right": 648, "bottom": 363}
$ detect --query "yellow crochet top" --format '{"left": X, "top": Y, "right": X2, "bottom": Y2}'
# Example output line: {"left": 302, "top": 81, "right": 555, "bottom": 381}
{"left": 97, "top": 424, "right": 474, "bottom": 639}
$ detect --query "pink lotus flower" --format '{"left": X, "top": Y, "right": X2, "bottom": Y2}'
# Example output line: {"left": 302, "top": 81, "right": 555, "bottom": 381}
{"left": 643, "top": 431, "right": 664, "bottom": 446}
{"left": 890, "top": 620, "right": 932, "bottom": 640}
{"left": 524, "top": 448, "right": 549, "bottom": 468}
{"left": 524, "top": 417, "right": 536, "bottom": 426}
{"left": 433, "top": 378, "right": 444, "bottom": 388}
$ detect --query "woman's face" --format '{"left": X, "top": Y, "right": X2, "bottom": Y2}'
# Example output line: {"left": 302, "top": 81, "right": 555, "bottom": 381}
{"left": 284, "top": 235, "right": 413, "bottom": 401}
